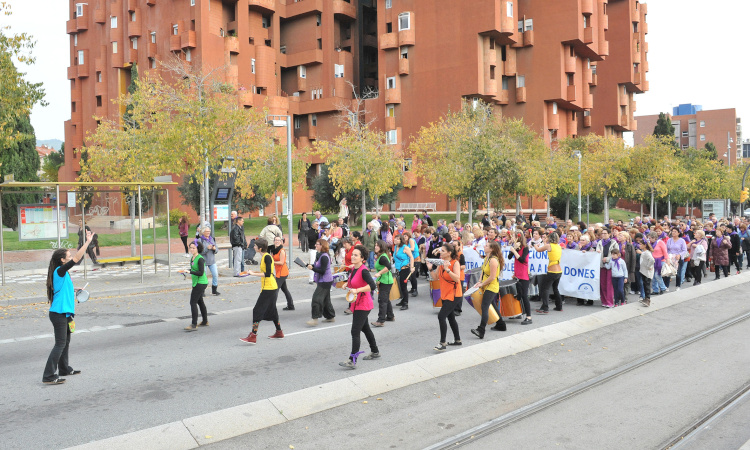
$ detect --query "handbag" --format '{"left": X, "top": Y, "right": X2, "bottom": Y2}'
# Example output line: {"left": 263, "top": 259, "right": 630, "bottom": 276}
{"left": 389, "top": 275, "right": 401, "bottom": 301}
{"left": 661, "top": 259, "right": 677, "bottom": 278}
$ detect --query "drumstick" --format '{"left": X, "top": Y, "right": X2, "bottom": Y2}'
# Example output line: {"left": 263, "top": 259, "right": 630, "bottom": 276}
{"left": 80, "top": 282, "right": 89, "bottom": 291}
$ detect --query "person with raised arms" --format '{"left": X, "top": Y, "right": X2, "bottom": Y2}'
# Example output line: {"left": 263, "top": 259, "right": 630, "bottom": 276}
{"left": 427, "top": 244, "right": 463, "bottom": 352}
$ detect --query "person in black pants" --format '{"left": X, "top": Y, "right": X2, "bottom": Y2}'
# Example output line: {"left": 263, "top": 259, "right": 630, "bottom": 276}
{"left": 339, "top": 246, "right": 380, "bottom": 368}
{"left": 182, "top": 241, "right": 209, "bottom": 330}
{"left": 76, "top": 219, "right": 98, "bottom": 264}
{"left": 307, "top": 239, "right": 336, "bottom": 326}
{"left": 371, "top": 240, "right": 395, "bottom": 326}
{"left": 427, "top": 243, "right": 462, "bottom": 351}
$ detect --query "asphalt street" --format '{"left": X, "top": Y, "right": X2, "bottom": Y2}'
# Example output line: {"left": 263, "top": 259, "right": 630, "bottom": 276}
{"left": 2, "top": 272, "right": 644, "bottom": 449}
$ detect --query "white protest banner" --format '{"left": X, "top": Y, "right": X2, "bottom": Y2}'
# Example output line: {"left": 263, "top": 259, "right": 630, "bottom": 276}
{"left": 558, "top": 249, "right": 600, "bottom": 300}
{"left": 500, "top": 246, "right": 548, "bottom": 281}
{"left": 462, "top": 245, "right": 483, "bottom": 274}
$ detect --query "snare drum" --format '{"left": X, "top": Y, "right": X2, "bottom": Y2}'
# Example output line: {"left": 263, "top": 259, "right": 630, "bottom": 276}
{"left": 498, "top": 280, "right": 523, "bottom": 318}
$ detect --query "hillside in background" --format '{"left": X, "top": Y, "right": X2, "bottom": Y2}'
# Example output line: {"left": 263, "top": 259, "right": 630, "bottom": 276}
{"left": 37, "top": 139, "right": 62, "bottom": 150}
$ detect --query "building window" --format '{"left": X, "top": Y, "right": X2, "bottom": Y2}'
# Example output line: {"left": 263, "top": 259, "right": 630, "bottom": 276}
{"left": 517, "top": 75, "right": 525, "bottom": 88}
{"left": 316, "top": 13, "right": 321, "bottom": 26}
{"left": 552, "top": 102, "right": 558, "bottom": 114}
{"left": 501, "top": 75, "right": 510, "bottom": 90}
{"left": 682, "top": 144, "right": 688, "bottom": 149}
{"left": 262, "top": 16, "right": 270, "bottom": 28}
{"left": 96, "top": 95, "right": 102, "bottom": 107}
{"left": 185, "top": 48, "right": 191, "bottom": 61}
{"left": 387, "top": 130, "right": 398, "bottom": 145}
{"left": 567, "top": 73, "right": 574, "bottom": 86}
{"left": 584, "top": 110, "right": 591, "bottom": 117}
{"left": 173, "top": 24, "right": 179, "bottom": 35}
{"left": 74, "top": 34, "right": 78, "bottom": 46}
{"left": 111, "top": 16, "right": 118, "bottom": 28}
{"left": 386, "top": 76, "right": 396, "bottom": 89}
{"left": 112, "top": 41, "right": 118, "bottom": 53}
{"left": 525, "top": 19, "right": 533, "bottom": 30}
{"left": 299, "top": 65, "right": 306, "bottom": 78}
{"left": 251, "top": 58, "right": 256, "bottom": 74}
{"left": 387, "top": 104, "right": 395, "bottom": 117}
{"left": 385, "top": 0, "right": 392, "bottom": 8}
{"left": 472, "top": 97, "right": 479, "bottom": 109}
{"left": 490, "top": 66, "right": 496, "bottom": 80}
{"left": 518, "top": 21, "right": 523, "bottom": 33}
{"left": 506, "top": 1, "right": 513, "bottom": 17}
{"left": 149, "top": 58, "right": 156, "bottom": 69}
{"left": 151, "top": 32, "right": 156, "bottom": 44}
{"left": 404, "top": 158, "right": 412, "bottom": 172}
{"left": 131, "top": 37, "right": 138, "bottom": 49}
{"left": 682, "top": 131, "right": 688, "bottom": 137}
{"left": 191, "top": 0, "right": 195, "bottom": 5}
{"left": 76, "top": 3, "right": 84, "bottom": 17}
{"left": 334, "top": 64, "right": 344, "bottom": 78}
{"left": 130, "top": 11, "right": 136, "bottom": 22}
{"left": 398, "top": 13, "right": 410, "bottom": 31}
{"left": 700, "top": 134, "right": 706, "bottom": 141}
{"left": 311, "top": 114, "right": 317, "bottom": 126}
{"left": 400, "top": 47, "right": 408, "bottom": 59}
{"left": 700, "top": 120, "right": 705, "bottom": 127}
{"left": 97, "top": 72, "right": 102, "bottom": 82}
{"left": 294, "top": 117, "right": 300, "bottom": 129}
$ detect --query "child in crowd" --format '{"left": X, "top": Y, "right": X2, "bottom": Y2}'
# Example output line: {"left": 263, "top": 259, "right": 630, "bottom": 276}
{"left": 608, "top": 248, "right": 628, "bottom": 306}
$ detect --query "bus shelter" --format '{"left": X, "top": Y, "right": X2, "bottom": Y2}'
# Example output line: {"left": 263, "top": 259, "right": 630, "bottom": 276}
{"left": 0, "top": 181, "right": 177, "bottom": 286}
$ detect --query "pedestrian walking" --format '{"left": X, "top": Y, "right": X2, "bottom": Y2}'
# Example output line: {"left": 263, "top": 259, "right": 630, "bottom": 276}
{"left": 688, "top": 230, "right": 707, "bottom": 285}
{"left": 393, "top": 234, "right": 414, "bottom": 311}
{"left": 371, "top": 240, "right": 395, "bottom": 327}
{"left": 470, "top": 240, "right": 504, "bottom": 339}
{"left": 178, "top": 215, "right": 190, "bottom": 257}
{"left": 648, "top": 231, "right": 669, "bottom": 294}
{"left": 638, "top": 240, "right": 655, "bottom": 307}
{"left": 182, "top": 241, "right": 209, "bottom": 331}
{"left": 306, "top": 239, "right": 336, "bottom": 326}
{"left": 76, "top": 219, "right": 98, "bottom": 264}
{"left": 427, "top": 243, "right": 462, "bottom": 352}
{"left": 231, "top": 217, "right": 248, "bottom": 276}
{"left": 507, "top": 231, "right": 532, "bottom": 325}
{"left": 534, "top": 232, "right": 563, "bottom": 313}
{"left": 339, "top": 245, "right": 380, "bottom": 369}
{"left": 609, "top": 248, "right": 628, "bottom": 306}
{"left": 403, "top": 231, "right": 420, "bottom": 296}
{"left": 240, "top": 238, "right": 284, "bottom": 344}
{"left": 710, "top": 229, "right": 731, "bottom": 279}
{"left": 196, "top": 226, "right": 221, "bottom": 296}
{"left": 363, "top": 223, "right": 377, "bottom": 270}
{"left": 42, "top": 230, "right": 94, "bottom": 385}
{"left": 272, "top": 236, "right": 295, "bottom": 311}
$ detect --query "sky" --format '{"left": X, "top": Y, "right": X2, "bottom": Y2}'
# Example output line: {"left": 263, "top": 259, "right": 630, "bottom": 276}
{"left": 4, "top": 0, "right": 750, "bottom": 142}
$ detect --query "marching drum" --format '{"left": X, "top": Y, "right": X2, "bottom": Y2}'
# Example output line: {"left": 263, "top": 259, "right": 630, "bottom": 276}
{"left": 498, "top": 279, "right": 523, "bottom": 318}
{"left": 428, "top": 274, "right": 442, "bottom": 307}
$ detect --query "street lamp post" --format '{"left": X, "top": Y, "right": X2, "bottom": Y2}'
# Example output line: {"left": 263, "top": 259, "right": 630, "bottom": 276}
{"left": 573, "top": 150, "right": 582, "bottom": 223}
{"left": 268, "top": 115, "right": 294, "bottom": 265}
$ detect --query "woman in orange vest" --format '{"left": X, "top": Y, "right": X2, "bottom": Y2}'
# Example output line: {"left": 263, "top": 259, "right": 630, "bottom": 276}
{"left": 426, "top": 243, "right": 462, "bottom": 352}
{"left": 272, "top": 236, "right": 294, "bottom": 311}
{"left": 451, "top": 234, "right": 466, "bottom": 316}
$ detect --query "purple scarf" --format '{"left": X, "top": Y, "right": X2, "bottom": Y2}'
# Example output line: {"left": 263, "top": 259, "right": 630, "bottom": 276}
{"left": 600, "top": 238, "right": 613, "bottom": 248}
{"left": 567, "top": 241, "right": 579, "bottom": 249}
{"left": 715, "top": 236, "right": 724, "bottom": 248}
{"left": 581, "top": 242, "right": 593, "bottom": 251}
{"left": 612, "top": 257, "right": 622, "bottom": 271}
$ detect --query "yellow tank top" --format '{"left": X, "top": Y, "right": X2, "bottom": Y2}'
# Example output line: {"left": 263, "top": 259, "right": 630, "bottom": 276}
{"left": 260, "top": 253, "right": 278, "bottom": 291}
{"left": 548, "top": 243, "right": 562, "bottom": 274}
{"left": 481, "top": 256, "right": 500, "bottom": 293}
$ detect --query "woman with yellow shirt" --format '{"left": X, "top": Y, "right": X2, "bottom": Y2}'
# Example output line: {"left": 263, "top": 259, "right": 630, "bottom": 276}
{"left": 534, "top": 232, "right": 564, "bottom": 314}
{"left": 471, "top": 241, "right": 505, "bottom": 339}
{"left": 240, "top": 238, "right": 284, "bottom": 344}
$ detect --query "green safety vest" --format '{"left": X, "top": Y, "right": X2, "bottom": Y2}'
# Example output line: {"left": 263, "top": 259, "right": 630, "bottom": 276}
{"left": 375, "top": 253, "right": 394, "bottom": 285}
{"left": 192, "top": 254, "right": 208, "bottom": 287}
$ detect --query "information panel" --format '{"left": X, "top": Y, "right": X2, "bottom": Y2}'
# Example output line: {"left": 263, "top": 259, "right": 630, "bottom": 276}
{"left": 701, "top": 199, "right": 727, "bottom": 221}
{"left": 213, "top": 204, "right": 229, "bottom": 222}
{"left": 18, "top": 204, "right": 69, "bottom": 241}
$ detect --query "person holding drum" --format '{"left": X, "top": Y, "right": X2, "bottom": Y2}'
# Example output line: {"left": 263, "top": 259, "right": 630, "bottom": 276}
{"left": 470, "top": 241, "right": 505, "bottom": 339}
{"left": 240, "top": 238, "right": 284, "bottom": 344}
{"left": 306, "top": 239, "right": 336, "bottom": 326}
{"left": 181, "top": 241, "right": 209, "bottom": 331}
{"left": 371, "top": 240, "right": 395, "bottom": 327}
{"left": 508, "top": 231, "right": 533, "bottom": 325}
{"left": 339, "top": 245, "right": 380, "bottom": 369}
{"left": 42, "top": 230, "right": 94, "bottom": 385}
{"left": 427, "top": 243, "right": 463, "bottom": 352}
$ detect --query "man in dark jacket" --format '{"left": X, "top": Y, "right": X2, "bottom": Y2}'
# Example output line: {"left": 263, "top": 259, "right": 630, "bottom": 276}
{"left": 231, "top": 217, "right": 248, "bottom": 276}
{"left": 728, "top": 225, "right": 742, "bottom": 274}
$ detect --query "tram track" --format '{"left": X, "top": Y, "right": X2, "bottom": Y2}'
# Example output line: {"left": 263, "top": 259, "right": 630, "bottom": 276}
{"left": 425, "top": 310, "right": 750, "bottom": 450}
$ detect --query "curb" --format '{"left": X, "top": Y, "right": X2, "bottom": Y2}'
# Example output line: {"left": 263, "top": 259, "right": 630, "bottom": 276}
{"left": 66, "top": 272, "right": 750, "bottom": 449}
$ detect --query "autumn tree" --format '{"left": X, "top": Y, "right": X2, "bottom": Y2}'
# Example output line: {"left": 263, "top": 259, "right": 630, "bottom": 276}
{"left": 554, "top": 137, "right": 588, "bottom": 220}
{"left": 0, "top": 2, "right": 46, "bottom": 147}
{"left": 0, "top": 113, "right": 40, "bottom": 228}
{"left": 41, "top": 144, "right": 65, "bottom": 182}
{"left": 626, "top": 135, "right": 679, "bottom": 218}
{"left": 580, "top": 135, "right": 630, "bottom": 222}
{"left": 311, "top": 84, "right": 404, "bottom": 230}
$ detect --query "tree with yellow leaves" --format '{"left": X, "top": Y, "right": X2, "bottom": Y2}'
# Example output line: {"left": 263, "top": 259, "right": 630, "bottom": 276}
{"left": 625, "top": 135, "right": 679, "bottom": 218}
{"left": 579, "top": 135, "right": 631, "bottom": 223}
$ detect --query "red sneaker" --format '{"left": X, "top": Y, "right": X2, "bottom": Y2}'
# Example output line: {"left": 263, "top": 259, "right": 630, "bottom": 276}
{"left": 268, "top": 330, "right": 285, "bottom": 339}
{"left": 239, "top": 332, "right": 257, "bottom": 344}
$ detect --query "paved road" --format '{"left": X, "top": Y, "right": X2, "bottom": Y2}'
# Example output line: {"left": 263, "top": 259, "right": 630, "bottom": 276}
{"left": 1, "top": 271, "right": 647, "bottom": 449}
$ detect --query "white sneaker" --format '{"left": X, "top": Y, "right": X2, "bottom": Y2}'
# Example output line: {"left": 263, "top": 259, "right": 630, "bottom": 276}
{"left": 675, "top": 287, "right": 680, "bottom": 292}
{"left": 184, "top": 253, "right": 190, "bottom": 258}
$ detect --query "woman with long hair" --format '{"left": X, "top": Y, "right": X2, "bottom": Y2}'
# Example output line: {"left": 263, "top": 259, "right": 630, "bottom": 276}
{"left": 178, "top": 215, "right": 190, "bottom": 257}
{"left": 196, "top": 226, "right": 220, "bottom": 296}
{"left": 379, "top": 221, "right": 394, "bottom": 249}
{"left": 306, "top": 239, "right": 336, "bottom": 326}
{"left": 272, "top": 236, "right": 295, "bottom": 311}
{"left": 534, "top": 232, "right": 564, "bottom": 313}
{"left": 427, "top": 243, "right": 462, "bottom": 351}
{"left": 181, "top": 241, "right": 209, "bottom": 331}
{"left": 239, "top": 238, "right": 284, "bottom": 344}
{"left": 42, "top": 231, "right": 94, "bottom": 385}
{"left": 508, "top": 231, "right": 532, "bottom": 325}
{"left": 471, "top": 241, "right": 505, "bottom": 339}
{"left": 403, "top": 231, "right": 420, "bottom": 297}
{"left": 393, "top": 234, "right": 414, "bottom": 311}
{"left": 339, "top": 246, "right": 380, "bottom": 368}
{"left": 371, "top": 240, "right": 395, "bottom": 327}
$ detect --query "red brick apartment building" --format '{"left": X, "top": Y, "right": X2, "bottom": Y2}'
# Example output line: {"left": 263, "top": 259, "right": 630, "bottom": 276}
{"left": 62, "top": 0, "right": 649, "bottom": 214}
{"left": 635, "top": 107, "right": 742, "bottom": 166}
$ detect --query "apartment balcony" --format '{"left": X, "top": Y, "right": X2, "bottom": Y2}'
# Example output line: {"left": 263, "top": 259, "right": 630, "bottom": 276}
{"left": 619, "top": 89, "right": 628, "bottom": 106}
{"left": 128, "top": 0, "right": 137, "bottom": 12}
{"left": 516, "top": 86, "right": 526, "bottom": 103}
{"left": 642, "top": 80, "right": 649, "bottom": 91}
{"left": 71, "top": 127, "right": 83, "bottom": 149}
{"left": 170, "top": 35, "right": 181, "bottom": 52}
{"left": 631, "top": 2, "right": 640, "bottom": 21}
{"left": 95, "top": 55, "right": 105, "bottom": 73}
{"left": 94, "top": 7, "right": 106, "bottom": 24}
{"left": 238, "top": 90, "right": 254, "bottom": 107}
{"left": 67, "top": 66, "right": 77, "bottom": 80}
{"left": 363, "top": 34, "right": 377, "bottom": 48}
{"left": 643, "top": 22, "right": 648, "bottom": 34}
{"left": 278, "top": 49, "right": 323, "bottom": 68}
{"left": 632, "top": 100, "right": 637, "bottom": 112}
{"left": 503, "top": 47, "right": 516, "bottom": 76}
{"left": 547, "top": 105, "right": 560, "bottom": 131}
{"left": 76, "top": 15, "right": 88, "bottom": 32}
{"left": 248, "top": 0, "right": 275, "bottom": 13}
{"left": 380, "top": 32, "right": 398, "bottom": 50}
{"left": 601, "top": 13, "right": 609, "bottom": 30}
{"left": 564, "top": 53, "right": 576, "bottom": 73}
{"left": 399, "top": 58, "right": 409, "bottom": 75}
{"left": 385, "top": 116, "right": 396, "bottom": 130}
{"left": 226, "top": 65, "right": 239, "bottom": 88}
{"left": 633, "top": 72, "right": 641, "bottom": 85}
{"left": 590, "top": 72, "right": 597, "bottom": 86}
{"left": 95, "top": 78, "right": 106, "bottom": 96}
{"left": 583, "top": 114, "right": 591, "bottom": 128}
{"left": 495, "top": 89, "right": 509, "bottom": 105}
{"left": 630, "top": 118, "right": 638, "bottom": 131}
{"left": 621, "top": 114, "right": 629, "bottom": 128}
{"left": 112, "top": 50, "right": 125, "bottom": 68}
{"left": 385, "top": 86, "right": 401, "bottom": 104}
{"left": 581, "top": 0, "right": 594, "bottom": 15}
{"left": 147, "top": 0, "right": 156, "bottom": 5}
{"left": 308, "top": 125, "right": 318, "bottom": 140}
{"left": 333, "top": 77, "right": 349, "bottom": 98}
{"left": 583, "top": 93, "right": 593, "bottom": 109}
{"left": 485, "top": 79, "right": 497, "bottom": 96}
{"left": 523, "top": 30, "right": 534, "bottom": 47}
{"left": 128, "top": 20, "right": 142, "bottom": 37}
{"left": 583, "top": 67, "right": 592, "bottom": 84}
{"left": 72, "top": 107, "right": 83, "bottom": 128}
{"left": 332, "top": 0, "right": 357, "bottom": 20}
{"left": 568, "top": 111, "right": 578, "bottom": 132}
{"left": 583, "top": 27, "right": 594, "bottom": 44}
{"left": 182, "top": 30, "right": 197, "bottom": 48}
{"left": 147, "top": 42, "right": 157, "bottom": 58}
{"left": 224, "top": 36, "right": 239, "bottom": 53}
{"left": 486, "top": 47, "right": 496, "bottom": 65}
{"left": 297, "top": 76, "right": 307, "bottom": 92}
{"left": 566, "top": 85, "right": 576, "bottom": 102}
{"left": 284, "top": 0, "right": 323, "bottom": 19}
{"left": 128, "top": 48, "right": 138, "bottom": 64}
{"left": 66, "top": 19, "right": 77, "bottom": 34}
{"left": 399, "top": 19, "right": 416, "bottom": 47}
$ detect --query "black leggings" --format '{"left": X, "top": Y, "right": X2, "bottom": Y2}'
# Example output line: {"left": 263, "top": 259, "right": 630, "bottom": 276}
{"left": 438, "top": 298, "right": 461, "bottom": 343}
{"left": 410, "top": 262, "right": 420, "bottom": 291}
{"left": 538, "top": 272, "right": 562, "bottom": 311}
{"left": 715, "top": 264, "right": 729, "bottom": 279}
{"left": 181, "top": 235, "right": 189, "bottom": 253}
{"left": 190, "top": 283, "right": 208, "bottom": 325}
{"left": 516, "top": 279, "right": 531, "bottom": 317}
{"left": 350, "top": 309, "right": 378, "bottom": 356}
{"left": 377, "top": 283, "right": 394, "bottom": 322}
{"left": 691, "top": 261, "right": 704, "bottom": 283}
{"left": 478, "top": 289, "right": 502, "bottom": 333}
{"left": 398, "top": 268, "right": 410, "bottom": 305}
{"left": 276, "top": 276, "right": 293, "bottom": 308}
